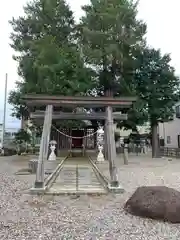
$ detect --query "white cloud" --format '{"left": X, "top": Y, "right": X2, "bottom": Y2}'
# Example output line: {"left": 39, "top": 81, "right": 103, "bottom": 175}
{"left": 138, "top": 0, "right": 180, "bottom": 73}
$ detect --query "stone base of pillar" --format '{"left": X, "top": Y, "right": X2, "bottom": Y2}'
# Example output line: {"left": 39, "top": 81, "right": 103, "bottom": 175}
{"left": 29, "top": 187, "right": 46, "bottom": 195}
{"left": 34, "top": 181, "right": 44, "bottom": 188}
{"left": 108, "top": 182, "right": 125, "bottom": 193}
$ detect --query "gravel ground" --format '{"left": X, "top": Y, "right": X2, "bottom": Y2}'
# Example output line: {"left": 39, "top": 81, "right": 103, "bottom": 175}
{"left": 0, "top": 155, "right": 180, "bottom": 239}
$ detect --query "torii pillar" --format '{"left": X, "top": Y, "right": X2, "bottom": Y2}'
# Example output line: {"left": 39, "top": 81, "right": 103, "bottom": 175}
{"left": 106, "top": 106, "right": 124, "bottom": 192}
{"left": 104, "top": 128, "right": 108, "bottom": 160}
{"left": 35, "top": 105, "right": 53, "bottom": 188}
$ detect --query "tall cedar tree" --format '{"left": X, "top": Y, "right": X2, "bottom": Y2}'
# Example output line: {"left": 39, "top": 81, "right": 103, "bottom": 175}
{"left": 78, "top": 0, "right": 146, "bottom": 94}
{"left": 9, "top": 0, "right": 94, "bottom": 119}
{"left": 134, "top": 48, "right": 180, "bottom": 157}
{"left": 77, "top": 0, "right": 147, "bottom": 129}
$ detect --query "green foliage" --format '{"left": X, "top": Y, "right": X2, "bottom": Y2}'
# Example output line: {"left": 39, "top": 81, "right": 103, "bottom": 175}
{"left": 134, "top": 48, "right": 180, "bottom": 125}
{"left": 133, "top": 47, "right": 180, "bottom": 157}
{"left": 129, "top": 132, "right": 141, "bottom": 142}
{"left": 114, "top": 131, "right": 120, "bottom": 142}
{"left": 78, "top": 0, "right": 146, "bottom": 94}
{"left": 117, "top": 100, "right": 148, "bottom": 131}
{"left": 8, "top": 81, "right": 29, "bottom": 119}
{"left": 8, "top": 0, "right": 95, "bottom": 119}
{"left": 14, "top": 129, "right": 31, "bottom": 145}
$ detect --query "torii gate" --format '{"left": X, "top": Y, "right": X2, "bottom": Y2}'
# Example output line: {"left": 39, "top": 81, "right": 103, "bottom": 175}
{"left": 22, "top": 94, "right": 136, "bottom": 192}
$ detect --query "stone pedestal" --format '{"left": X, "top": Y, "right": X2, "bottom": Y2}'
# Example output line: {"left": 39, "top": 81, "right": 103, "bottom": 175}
{"left": 29, "top": 159, "right": 38, "bottom": 173}
{"left": 97, "top": 145, "right": 105, "bottom": 162}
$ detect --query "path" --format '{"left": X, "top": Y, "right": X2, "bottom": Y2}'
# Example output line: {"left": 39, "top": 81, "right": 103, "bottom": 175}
{"left": 47, "top": 157, "right": 107, "bottom": 194}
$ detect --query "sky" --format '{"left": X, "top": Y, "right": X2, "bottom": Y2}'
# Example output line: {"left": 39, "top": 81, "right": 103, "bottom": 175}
{"left": 0, "top": 0, "right": 180, "bottom": 128}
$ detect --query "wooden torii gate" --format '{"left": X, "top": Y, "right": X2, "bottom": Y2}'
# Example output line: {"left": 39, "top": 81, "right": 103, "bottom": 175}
{"left": 22, "top": 94, "right": 136, "bottom": 192}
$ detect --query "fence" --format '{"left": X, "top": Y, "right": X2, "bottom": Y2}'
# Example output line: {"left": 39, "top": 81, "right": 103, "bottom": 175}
{"left": 116, "top": 146, "right": 145, "bottom": 154}
{"left": 159, "top": 147, "right": 180, "bottom": 158}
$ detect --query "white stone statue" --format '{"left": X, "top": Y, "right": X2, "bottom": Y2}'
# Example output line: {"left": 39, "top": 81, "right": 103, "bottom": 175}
{"left": 97, "top": 144, "right": 105, "bottom": 162}
{"left": 97, "top": 126, "right": 104, "bottom": 145}
{"left": 97, "top": 126, "right": 105, "bottom": 162}
{"left": 48, "top": 140, "right": 57, "bottom": 161}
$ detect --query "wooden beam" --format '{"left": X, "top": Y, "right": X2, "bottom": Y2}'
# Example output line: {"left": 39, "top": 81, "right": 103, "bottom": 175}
{"left": 22, "top": 94, "right": 136, "bottom": 107}
{"left": 30, "top": 111, "right": 128, "bottom": 120}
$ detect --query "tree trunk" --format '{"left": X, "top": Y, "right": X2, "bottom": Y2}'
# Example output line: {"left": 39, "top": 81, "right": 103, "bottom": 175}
{"left": 151, "top": 123, "right": 159, "bottom": 158}
{"left": 21, "top": 116, "right": 26, "bottom": 130}
{"left": 105, "top": 89, "right": 112, "bottom": 97}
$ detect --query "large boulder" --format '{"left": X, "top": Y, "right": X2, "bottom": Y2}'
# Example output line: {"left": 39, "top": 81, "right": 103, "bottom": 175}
{"left": 124, "top": 186, "right": 180, "bottom": 223}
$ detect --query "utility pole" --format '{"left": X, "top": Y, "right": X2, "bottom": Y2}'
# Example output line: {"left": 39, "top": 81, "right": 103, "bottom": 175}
{"left": 1, "top": 73, "right": 8, "bottom": 151}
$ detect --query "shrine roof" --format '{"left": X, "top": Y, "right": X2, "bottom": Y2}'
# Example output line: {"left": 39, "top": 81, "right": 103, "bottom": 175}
{"left": 22, "top": 94, "right": 136, "bottom": 108}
